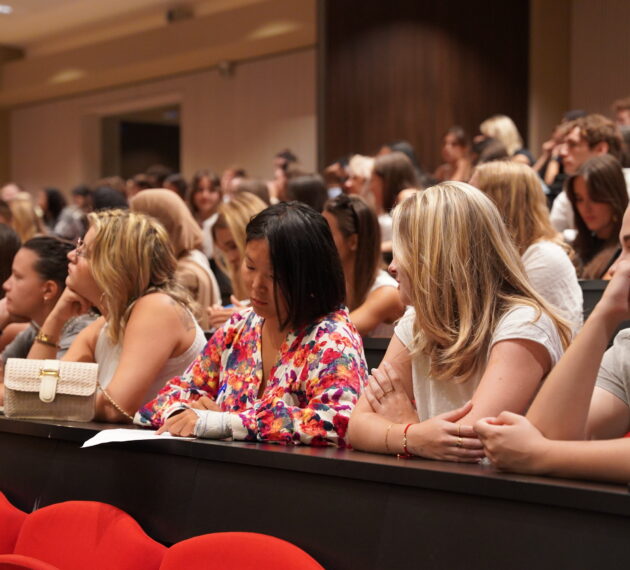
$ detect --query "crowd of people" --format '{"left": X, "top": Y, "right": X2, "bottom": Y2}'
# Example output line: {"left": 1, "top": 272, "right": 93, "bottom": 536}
{"left": 1, "top": 104, "right": 630, "bottom": 484}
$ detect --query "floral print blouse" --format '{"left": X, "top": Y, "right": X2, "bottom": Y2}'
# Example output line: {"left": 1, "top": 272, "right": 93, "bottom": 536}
{"left": 136, "top": 307, "right": 368, "bottom": 447}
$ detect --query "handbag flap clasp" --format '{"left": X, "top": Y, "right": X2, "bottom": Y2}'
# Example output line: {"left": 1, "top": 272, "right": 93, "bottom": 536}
{"left": 38, "top": 360, "right": 60, "bottom": 403}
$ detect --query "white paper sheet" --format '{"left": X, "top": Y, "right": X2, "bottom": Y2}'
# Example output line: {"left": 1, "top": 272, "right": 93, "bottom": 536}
{"left": 82, "top": 428, "right": 194, "bottom": 448}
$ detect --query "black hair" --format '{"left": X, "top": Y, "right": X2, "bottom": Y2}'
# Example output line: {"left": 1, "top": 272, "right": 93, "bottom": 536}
{"left": 22, "top": 235, "right": 74, "bottom": 289}
{"left": 42, "top": 187, "right": 67, "bottom": 225}
{"left": 0, "top": 199, "right": 11, "bottom": 223}
{"left": 246, "top": 202, "right": 345, "bottom": 330}
{"left": 92, "top": 186, "right": 129, "bottom": 211}
{"left": 72, "top": 184, "right": 92, "bottom": 198}
{"left": 0, "top": 223, "right": 20, "bottom": 297}
{"left": 164, "top": 173, "right": 188, "bottom": 200}
{"left": 286, "top": 174, "right": 328, "bottom": 212}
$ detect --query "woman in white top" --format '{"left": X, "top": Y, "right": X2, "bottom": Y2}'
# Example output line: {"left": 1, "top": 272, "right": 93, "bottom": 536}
{"left": 348, "top": 183, "right": 571, "bottom": 461}
{"left": 323, "top": 194, "right": 404, "bottom": 337}
{"left": 27, "top": 210, "right": 206, "bottom": 423}
{"left": 470, "top": 160, "right": 583, "bottom": 333}
{"left": 187, "top": 169, "right": 222, "bottom": 259}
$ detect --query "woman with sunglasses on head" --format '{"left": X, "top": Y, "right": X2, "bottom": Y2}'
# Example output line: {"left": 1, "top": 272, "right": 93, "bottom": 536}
{"left": 347, "top": 183, "right": 571, "bottom": 462}
{"left": 323, "top": 194, "right": 405, "bottom": 337}
{"left": 137, "top": 202, "right": 367, "bottom": 446}
{"left": 26, "top": 210, "right": 206, "bottom": 423}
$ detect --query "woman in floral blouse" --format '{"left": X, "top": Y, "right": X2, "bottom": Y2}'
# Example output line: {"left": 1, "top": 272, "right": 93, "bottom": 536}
{"left": 136, "top": 202, "right": 368, "bottom": 446}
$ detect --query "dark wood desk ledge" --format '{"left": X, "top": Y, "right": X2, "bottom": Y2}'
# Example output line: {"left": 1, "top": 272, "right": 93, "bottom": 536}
{"left": 0, "top": 415, "right": 627, "bottom": 517}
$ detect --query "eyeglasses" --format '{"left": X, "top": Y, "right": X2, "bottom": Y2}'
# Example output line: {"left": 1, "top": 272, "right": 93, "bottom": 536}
{"left": 73, "top": 237, "right": 88, "bottom": 259}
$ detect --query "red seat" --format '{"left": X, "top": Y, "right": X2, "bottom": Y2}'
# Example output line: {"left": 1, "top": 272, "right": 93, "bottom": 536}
{"left": 160, "top": 532, "right": 324, "bottom": 570}
{"left": 0, "top": 501, "right": 165, "bottom": 570}
{"left": 0, "top": 493, "right": 27, "bottom": 554}
{"left": 0, "top": 553, "right": 59, "bottom": 569}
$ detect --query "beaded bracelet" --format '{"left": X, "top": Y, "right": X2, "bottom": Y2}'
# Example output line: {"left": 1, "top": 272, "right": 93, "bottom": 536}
{"left": 397, "top": 423, "right": 413, "bottom": 459}
{"left": 99, "top": 387, "right": 134, "bottom": 421}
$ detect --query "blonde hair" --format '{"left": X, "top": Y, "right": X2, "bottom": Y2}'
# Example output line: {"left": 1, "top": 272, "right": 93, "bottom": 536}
{"left": 348, "top": 154, "right": 374, "bottom": 180}
{"left": 479, "top": 115, "right": 523, "bottom": 156}
{"left": 9, "top": 193, "right": 45, "bottom": 242}
{"left": 87, "top": 209, "right": 191, "bottom": 344}
{"left": 392, "top": 183, "right": 571, "bottom": 383}
{"left": 212, "top": 192, "right": 267, "bottom": 299}
{"left": 471, "top": 161, "right": 564, "bottom": 255}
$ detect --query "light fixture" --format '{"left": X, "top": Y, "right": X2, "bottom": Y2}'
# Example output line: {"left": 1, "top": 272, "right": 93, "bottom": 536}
{"left": 0, "top": 4, "right": 13, "bottom": 15}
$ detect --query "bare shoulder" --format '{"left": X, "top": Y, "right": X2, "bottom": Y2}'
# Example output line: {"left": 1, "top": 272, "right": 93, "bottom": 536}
{"left": 130, "top": 292, "right": 195, "bottom": 331}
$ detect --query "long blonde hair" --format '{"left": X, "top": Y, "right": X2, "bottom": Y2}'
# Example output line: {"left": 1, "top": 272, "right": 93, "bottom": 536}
{"left": 88, "top": 209, "right": 191, "bottom": 344}
{"left": 479, "top": 115, "right": 523, "bottom": 156}
{"left": 9, "top": 193, "right": 45, "bottom": 242}
{"left": 212, "top": 192, "right": 267, "bottom": 300}
{"left": 392, "top": 183, "right": 571, "bottom": 383}
{"left": 471, "top": 161, "right": 564, "bottom": 255}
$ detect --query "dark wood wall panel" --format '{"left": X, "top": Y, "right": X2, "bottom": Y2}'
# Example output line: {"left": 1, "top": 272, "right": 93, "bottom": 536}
{"left": 321, "top": 0, "right": 530, "bottom": 172}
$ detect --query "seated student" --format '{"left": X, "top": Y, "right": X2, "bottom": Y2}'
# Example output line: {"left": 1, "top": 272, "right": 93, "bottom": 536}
{"left": 347, "top": 183, "right": 571, "bottom": 461}
{"left": 137, "top": 202, "right": 368, "bottom": 447}
{"left": 566, "top": 155, "right": 628, "bottom": 279}
{"left": 475, "top": 205, "right": 630, "bottom": 483}
{"left": 0, "top": 236, "right": 94, "bottom": 387}
{"left": 433, "top": 126, "right": 473, "bottom": 182}
{"left": 26, "top": 210, "right": 206, "bottom": 423}
{"left": 470, "top": 161, "right": 583, "bottom": 332}
{"left": 207, "top": 192, "right": 268, "bottom": 330}
{"left": 130, "top": 189, "right": 221, "bottom": 329}
{"left": 323, "top": 194, "right": 405, "bottom": 337}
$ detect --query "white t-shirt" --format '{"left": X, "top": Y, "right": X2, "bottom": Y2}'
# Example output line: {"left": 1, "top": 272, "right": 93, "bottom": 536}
{"left": 394, "top": 305, "right": 564, "bottom": 421}
{"left": 595, "top": 328, "right": 630, "bottom": 406}
{"left": 521, "top": 240, "right": 583, "bottom": 333}
{"left": 378, "top": 213, "right": 393, "bottom": 243}
{"left": 366, "top": 269, "right": 399, "bottom": 338}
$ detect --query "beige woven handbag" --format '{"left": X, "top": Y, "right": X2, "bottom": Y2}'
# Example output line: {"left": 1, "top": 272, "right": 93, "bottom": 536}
{"left": 4, "top": 358, "right": 98, "bottom": 421}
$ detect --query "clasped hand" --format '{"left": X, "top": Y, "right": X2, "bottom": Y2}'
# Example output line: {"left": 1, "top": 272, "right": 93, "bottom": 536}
{"left": 366, "top": 362, "right": 484, "bottom": 462}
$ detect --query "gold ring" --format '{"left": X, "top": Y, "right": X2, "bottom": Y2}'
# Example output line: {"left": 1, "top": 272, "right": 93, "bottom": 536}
{"left": 456, "top": 437, "right": 463, "bottom": 448}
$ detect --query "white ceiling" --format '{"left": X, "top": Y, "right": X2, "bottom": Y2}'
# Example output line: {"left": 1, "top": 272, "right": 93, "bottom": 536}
{"left": 0, "top": 0, "right": 260, "bottom": 55}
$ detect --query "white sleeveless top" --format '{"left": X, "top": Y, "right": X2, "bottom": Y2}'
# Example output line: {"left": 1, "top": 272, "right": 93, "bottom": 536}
{"left": 95, "top": 318, "right": 207, "bottom": 402}
{"left": 366, "top": 269, "right": 399, "bottom": 338}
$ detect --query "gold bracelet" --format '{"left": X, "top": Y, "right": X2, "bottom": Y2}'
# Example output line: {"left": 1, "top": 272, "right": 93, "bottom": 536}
{"left": 384, "top": 423, "right": 393, "bottom": 454}
{"left": 34, "top": 331, "right": 60, "bottom": 349}
{"left": 99, "top": 386, "right": 134, "bottom": 421}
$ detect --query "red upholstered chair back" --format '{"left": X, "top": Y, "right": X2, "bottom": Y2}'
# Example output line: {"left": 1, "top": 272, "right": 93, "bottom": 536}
{"left": 0, "top": 493, "right": 27, "bottom": 554}
{"left": 12, "top": 501, "right": 165, "bottom": 570}
{"left": 160, "top": 532, "right": 324, "bottom": 570}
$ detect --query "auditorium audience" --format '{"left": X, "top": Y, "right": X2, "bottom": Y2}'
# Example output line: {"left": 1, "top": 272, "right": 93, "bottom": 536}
{"left": 130, "top": 189, "right": 221, "bottom": 329}
{"left": 26, "top": 210, "right": 206, "bottom": 423}
{"left": 344, "top": 154, "right": 374, "bottom": 196}
{"left": 550, "top": 113, "right": 625, "bottom": 232}
{"left": 188, "top": 169, "right": 222, "bottom": 259}
{"left": 207, "top": 192, "right": 269, "bottom": 330}
{"left": 370, "top": 151, "right": 418, "bottom": 245}
{"left": 137, "top": 202, "right": 367, "bottom": 446}
{"left": 323, "top": 194, "right": 404, "bottom": 337}
{"left": 0, "top": 236, "right": 94, "bottom": 388}
{"left": 565, "top": 155, "right": 629, "bottom": 278}
{"left": 479, "top": 114, "right": 534, "bottom": 165}
{"left": 285, "top": 174, "right": 328, "bottom": 212}
{"left": 37, "top": 187, "right": 67, "bottom": 232}
{"left": 347, "top": 183, "right": 570, "bottom": 461}
{"left": 9, "top": 193, "right": 46, "bottom": 242}
{"left": 476, "top": 204, "right": 630, "bottom": 483}
{"left": 470, "top": 161, "right": 583, "bottom": 331}
{"left": 433, "top": 126, "right": 473, "bottom": 182}
{"left": 163, "top": 173, "right": 188, "bottom": 200}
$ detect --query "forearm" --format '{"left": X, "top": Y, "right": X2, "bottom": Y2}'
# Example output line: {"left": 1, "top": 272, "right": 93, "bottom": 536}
{"left": 348, "top": 411, "right": 407, "bottom": 454}
{"left": 26, "top": 313, "right": 67, "bottom": 360}
{"left": 539, "top": 438, "right": 630, "bottom": 483}
{"left": 527, "top": 307, "right": 622, "bottom": 440}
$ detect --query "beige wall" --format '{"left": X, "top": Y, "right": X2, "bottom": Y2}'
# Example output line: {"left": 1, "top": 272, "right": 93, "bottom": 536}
{"left": 9, "top": 48, "right": 316, "bottom": 192}
{"left": 569, "top": 0, "right": 630, "bottom": 114}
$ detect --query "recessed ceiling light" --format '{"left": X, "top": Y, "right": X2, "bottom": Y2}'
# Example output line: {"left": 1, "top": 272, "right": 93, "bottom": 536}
{"left": 0, "top": 5, "right": 13, "bottom": 15}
